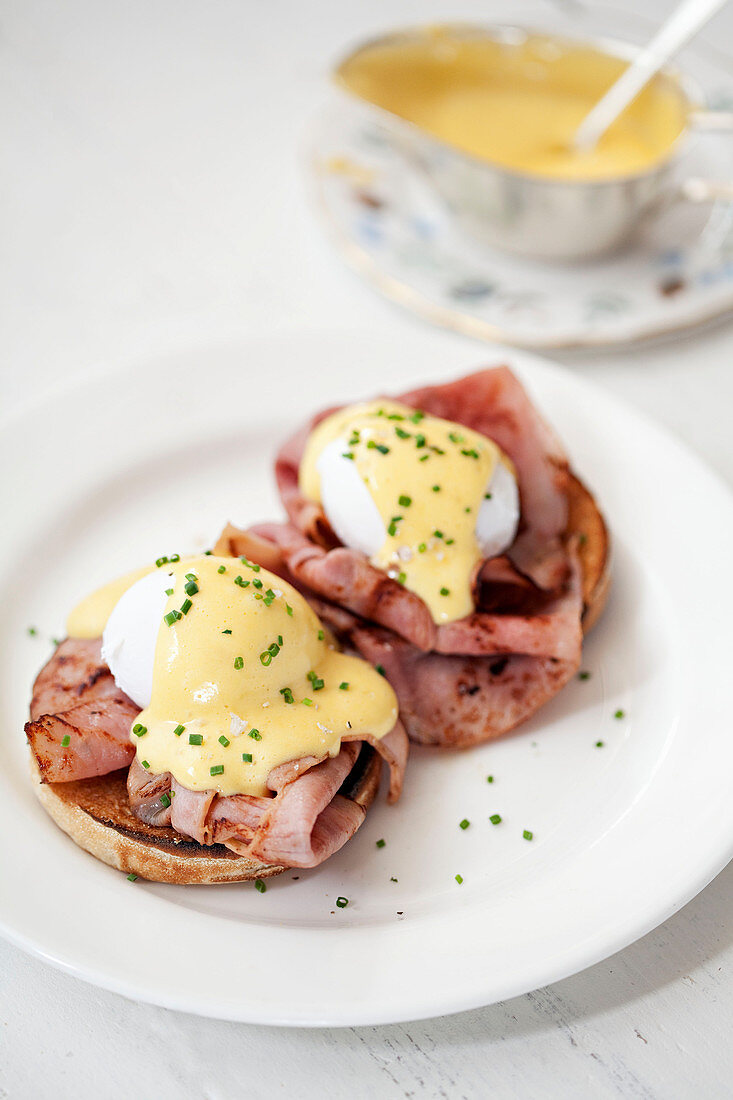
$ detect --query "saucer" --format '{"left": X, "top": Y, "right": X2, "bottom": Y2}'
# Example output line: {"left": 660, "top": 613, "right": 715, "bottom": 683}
{"left": 309, "top": 43, "right": 733, "bottom": 349}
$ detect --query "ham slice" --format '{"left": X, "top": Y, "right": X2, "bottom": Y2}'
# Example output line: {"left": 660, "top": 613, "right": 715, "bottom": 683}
{"left": 26, "top": 638, "right": 137, "bottom": 782}
{"left": 127, "top": 742, "right": 371, "bottom": 868}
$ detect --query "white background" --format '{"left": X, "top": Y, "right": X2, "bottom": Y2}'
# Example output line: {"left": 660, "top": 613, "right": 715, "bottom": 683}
{"left": 2, "top": 0, "right": 732, "bottom": 1096}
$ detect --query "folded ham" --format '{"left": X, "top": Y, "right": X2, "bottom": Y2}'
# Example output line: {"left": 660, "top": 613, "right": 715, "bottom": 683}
{"left": 27, "top": 638, "right": 408, "bottom": 867}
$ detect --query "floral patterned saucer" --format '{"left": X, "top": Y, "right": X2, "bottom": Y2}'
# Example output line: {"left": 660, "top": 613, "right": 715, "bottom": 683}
{"left": 309, "top": 51, "right": 733, "bottom": 349}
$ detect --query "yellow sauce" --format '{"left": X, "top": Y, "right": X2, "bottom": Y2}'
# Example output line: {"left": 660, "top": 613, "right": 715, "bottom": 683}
{"left": 337, "top": 29, "right": 687, "bottom": 180}
{"left": 67, "top": 565, "right": 154, "bottom": 638}
{"left": 300, "top": 400, "right": 508, "bottom": 624}
{"left": 69, "top": 555, "right": 397, "bottom": 798}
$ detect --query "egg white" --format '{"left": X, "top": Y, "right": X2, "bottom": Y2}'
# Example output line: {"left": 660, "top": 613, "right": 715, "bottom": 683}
{"left": 317, "top": 437, "right": 520, "bottom": 562}
{"left": 101, "top": 568, "right": 171, "bottom": 708}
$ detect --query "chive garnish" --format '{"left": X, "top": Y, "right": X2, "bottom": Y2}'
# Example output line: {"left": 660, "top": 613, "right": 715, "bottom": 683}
{"left": 173, "top": 724, "right": 185, "bottom": 737}
{"left": 210, "top": 764, "right": 224, "bottom": 777}
{"left": 217, "top": 565, "right": 226, "bottom": 574}
{"left": 486, "top": 775, "right": 494, "bottom": 783}
{"left": 376, "top": 838, "right": 386, "bottom": 848}
{"left": 317, "top": 629, "right": 324, "bottom": 640}
{"left": 414, "top": 432, "right": 426, "bottom": 447}
{"left": 445, "top": 537, "right": 455, "bottom": 545}
{"left": 234, "top": 656, "right": 244, "bottom": 669}
{"left": 277, "top": 635, "right": 283, "bottom": 646}
{"left": 169, "top": 554, "right": 180, "bottom": 563}
{"left": 448, "top": 431, "right": 464, "bottom": 443}
{"left": 397, "top": 572, "right": 406, "bottom": 585}
{"left": 387, "top": 516, "right": 402, "bottom": 537}
{"left": 127, "top": 873, "right": 138, "bottom": 881}
{"left": 155, "top": 556, "right": 168, "bottom": 568}
{"left": 252, "top": 578, "right": 263, "bottom": 590}
{"left": 390, "top": 876, "right": 398, "bottom": 882}
{"left": 180, "top": 598, "right": 192, "bottom": 615}
{"left": 440, "top": 587, "right": 450, "bottom": 596}
{"left": 260, "top": 651, "right": 272, "bottom": 666}
{"left": 489, "top": 814, "right": 502, "bottom": 825}
{"left": 188, "top": 733, "right": 203, "bottom": 746}
{"left": 27, "top": 626, "right": 37, "bottom": 636}
{"left": 165, "top": 588, "right": 174, "bottom": 596}
{"left": 280, "top": 687, "right": 294, "bottom": 704}
{"left": 185, "top": 572, "right": 197, "bottom": 582}
{"left": 464, "top": 506, "right": 472, "bottom": 513}
{"left": 595, "top": 740, "right": 605, "bottom": 748}
{"left": 461, "top": 448, "right": 480, "bottom": 459}
{"left": 342, "top": 452, "right": 354, "bottom": 460}
{"left": 234, "top": 575, "right": 249, "bottom": 588}
{"left": 398, "top": 494, "right": 412, "bottom": 507}
{"left": 255, "top": 879, "right": 266, "bottom": 893}
{"left": 160, "top": 792, "right": 171, "bottom": 808}
{"left": 459, "top": 819, "right": 470, "bottom": 830}
{"left": 132, "top": 723, "right": 147, "bottom": 737}
{"left": 484, "top": 492, "right": 493, "bottom": 500}
{"left": 432, "top": 485, "right": 441, "bottom": 492}
{"left": 263, "top": 588, "right": 276, "bottom": 606}
{"left": 614, "top": 709, "right": 625, "bottom": 719}
{"left": 61, "top": 734, "right": 71, "bottom": 747}
{"left": 410, "top": 410, "right": 425, "bottom": 423}
{"left": 249, "top": 729, "right": 261, "bottom": 740}
{"left": 376, "top": 664, "right": 386, "bottom": 677}
{"left": 418, "top": 542, "right": 427, "bottom": 553}
{"left": 394, "top": 427, "right": 411, "bottom": 440}
{"left": 222, "top": 628, "right": 232, "bottom": 634}
{"left": 164, "top": 611, "right": 180, "bottom": 627}
{"left": 336, "top": 897, "right": 349, "bottom": 909}
{"left": 307, "top": 670, "right": 325, "bottom": 691}
{"left": 242, "top": 752, "right": 253, "bottom": 762}
{"left": 523, "top": 830, "right": 533, "bottom": 841}
{"left": 184, "top": 580, "right": 198, "bottom": 596}
{"left": 285, "top": 603, "right": 293, "bottom": 617}
{"left": 218, "top": 735, "right": 230, "bottom": 747}
{"left": 418, "top": 454, "right": 430, "bottom": 462}
{"left": 339, "top": 682, "right": 349, "bottom": 691}
{"left": 141, "top": 760, "right": 150, "bottom": 769}
{"left": 433, "top": 529, "right": 443, "bottom": 539}
{"left": 302, "top": 697, "right": 313, "bottom": 706}
{"left": 578, "top": 671, "right": 591, "bottom": 681}
{"left": 455, "top": 874, "right": 464, "bottom": 885}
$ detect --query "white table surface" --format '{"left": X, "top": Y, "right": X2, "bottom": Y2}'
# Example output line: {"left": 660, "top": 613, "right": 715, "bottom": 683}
{"left": 2, "top": 1, "right": 732, "bottom": 1096}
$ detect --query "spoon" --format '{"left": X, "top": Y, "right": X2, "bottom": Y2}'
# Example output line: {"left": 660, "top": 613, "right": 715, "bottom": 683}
{"left": 573, "top": 0, "right": 728, "bottom": 152}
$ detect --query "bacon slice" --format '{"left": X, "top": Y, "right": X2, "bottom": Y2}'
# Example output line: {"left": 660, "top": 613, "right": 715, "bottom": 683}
{"left": 26, "top": 639, "right": 137, "bottom": 782}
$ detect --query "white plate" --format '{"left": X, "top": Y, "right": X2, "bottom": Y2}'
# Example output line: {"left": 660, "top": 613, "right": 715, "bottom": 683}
{"left": 2, "top": 328, "right": 732, "bottom": 1026}
{"left": 309, "top": 9, "right": 733, "bottom": 349}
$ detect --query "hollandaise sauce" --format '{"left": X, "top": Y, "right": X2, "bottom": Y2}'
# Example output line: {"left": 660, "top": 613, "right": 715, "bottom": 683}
{"left": 300, "top": 400, "right": 507, "bottom": 624}
{"left": 66, "top": 565, "right": 154, "bottom": 639}
{"left": 337, "top": 29, "right": 687, "bottom": 180}
{"left": 67, "top": 555, "right": 397, "bottom": 797}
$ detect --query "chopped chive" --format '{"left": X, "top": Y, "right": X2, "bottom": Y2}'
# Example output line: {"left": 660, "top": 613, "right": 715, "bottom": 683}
{"left": 155, "top": 556, "right": 168, "bottom": 567}
{"left": 218, "top": 734, "right": 230, "bottom": 747}
{"left": 164, "top": 611, "right": 180, "bottom": 627}
{"left": 249, "top": 729, "right": 261, "bottom": 740}
{"left": 127, "top": 873, "right": 138, "bottom": 881}
{"left": 285, "top": 603, "right": 293, "bottom": 617}
{"left": 263, "top": 589, "right": 276, "bottom": 606}
{"left": 210, "top": 764, "right": 224, "bottom": 777}
{"left": 302, "top": 697, "right": 313, "bottom": 706}
{"left": 432, "top": 485, "right": 441, "bottom": 492}
{"left": 165, "top": 587, "right": 174, "bottom": 596}
{"left": 204, "top": 550, "right": 213, "bottom": 556}
{"left": 461, "top": 448, "right": 480, "bottom": 459}
{"left": 449, "top": 431, "right": 464, "bottom": 443}
{"left": 173, "top": 724, "right": 185, "bottom": 737}
{"left": 234, "top": 576, "right": 249, "bottom": 588}
{"left": 595, "top": 740, "right": 605, "bottom": 748}
{"left": 180, "top": 598, "right": 192, "bottom": 615}
{"left": 169, "top": 554, "right": 180, "bottom": 563}
{"left": 132, "top": 723, "right": 147, "bottom": 737}
{"left": 336, "top": 896, "right": 349, "bottom": 908}
{"left": 222, "top": 628, "right": 232, "bottom": 635}
{"left": 614, "top": 709, "right": 625, "bottom": 719}
{"left": 433, "top": 529, "right": 443, "bottom": 539}
{"left": 459, "top": 819, "right": 470, "bottom": 830}
{"left": 268, "top": 642, "right": 280, "bottom": 658}
{"left": 61, "top": 734, "right": 71, "bottom": 747}
{"left": 410, "top": 410, "right": 425, "bottom": 423}
{"left": 578, "top": 671, "right": 592, "bottom": 681}
{"left": 277, "top": 635, "right": 283, "bottom": 646}
{"left": 418, "top": 542, "right": 427, "bottom": 553}
{"left": 160, "top": 792, "right": 171, "bottom": 809}
{"left": 255, "top": 879, "right": 266, "bottom": 893}
{"left": 188, "top": 733, "right": 203, "bottom": 746}
{"left": 339, "top": 682, "right": 349, "bottom": 691}
{"left": 394, "top": 427, "right": 411, "bottom": 440}
{"left": 185, "top": 572, "right": 197, "bottom": 582}
{"left": 376, "top": 838, "right": 386, "bottom": 848}
{"left": 27, "top": 626, "right": 37, "bottom": 636}
{"left": 397, "top": 572, "right": 406, "bottom": 585}
{"left": 280, "top": 688, "right": 294, "bottom": 704}
{"left": 387, "top": 516, "right": 402, "bottom": 537}
{"left": 376, "top": 664, "right": 386, "bottom": 677}
{"left": 317, "top": 629, "right": 324, "bottom": 640}
{"left": 184, "top": 580, "right": 199, "bottom": 597}
{"left": 445, "top": 537, "right": 455, "bottom": 545}
{"left": 141, "top": 760, "right": 150, "bottom": 769}
{"left": 440, "top": 587, "right": 450, "bottom": 596}
{"left": 523, "top": 830, "right": 533, "bottom": 841}
{"left": 242, "top": 752, "right": 253, "bottom": 762}
{"left": 398, "top": 494, "right": 412, "bottom": 507}
{"left": 489, "top": 814, "right": 502, "bottom": 825}
{"left": 234, "top": 656, "right": 244, "bottom": 670}
{"left": 418, "top": 454, "right": 430, "bottom": 462}
{"left": 455, "top": 874, "right": 463, "bottom": 885}
{"left": 486, "top": 775, "right": 494, "bottom": 783}
{"left": 253, "top": 578, "right": 263, "bottom": 590}
{"left": 387, "top": 413, "right": 404, "bottom": 421}
{"left": 484, "top": 492, "right": 493, "bottom": 500}
{"left": 217, "top": 565, "right": 226, "bottom": 574}
{"left": 342, "top": 452, "right": 354, "bottom": 460}
{"left": 260, "top": 651, "right": 272, "bottom": 666}
{"left": 464, "top": 506, "right": 472, "bottom": 514}
{"left": 390, "top": 876, "right": 398, "bottom": 882}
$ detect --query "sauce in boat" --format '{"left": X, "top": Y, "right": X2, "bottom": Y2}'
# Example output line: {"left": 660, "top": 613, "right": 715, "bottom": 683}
{"left": 338, "top": 29, "right": 686, "bottom": 180}
{"left": 67, "top": 555, "right": 397, "bottom": 797}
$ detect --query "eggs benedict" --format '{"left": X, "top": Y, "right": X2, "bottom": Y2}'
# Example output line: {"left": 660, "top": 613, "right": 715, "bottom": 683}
{"left": 26, "top": 552, "right": 407, "bottom": 883}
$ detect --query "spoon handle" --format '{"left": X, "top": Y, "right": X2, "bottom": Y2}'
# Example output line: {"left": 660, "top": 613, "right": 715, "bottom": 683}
{"left": 574, "top": 0, "right": 728, "bottom": 151}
